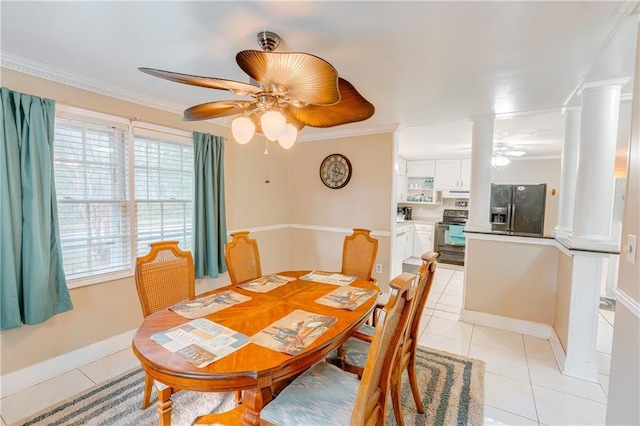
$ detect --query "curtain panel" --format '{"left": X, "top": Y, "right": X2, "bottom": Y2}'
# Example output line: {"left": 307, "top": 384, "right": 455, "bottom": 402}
{"left": 1, "top": 87, "right": 73, "bottom": 330}
{"left": 192, "top": 132, "right": 227, "bottom": 278}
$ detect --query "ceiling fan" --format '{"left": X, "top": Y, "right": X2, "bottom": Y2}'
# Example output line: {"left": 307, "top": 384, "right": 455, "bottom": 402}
{"left": 492, "top": 143, "right": 526, "bottom": 167}
{"left": 139, "top": 31, "right": 375, "bottom": 149}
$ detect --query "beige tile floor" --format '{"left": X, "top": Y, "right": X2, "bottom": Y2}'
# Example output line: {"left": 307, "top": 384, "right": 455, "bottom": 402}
{"left": 0, "top": 265, "right": 614, "bottom": 426}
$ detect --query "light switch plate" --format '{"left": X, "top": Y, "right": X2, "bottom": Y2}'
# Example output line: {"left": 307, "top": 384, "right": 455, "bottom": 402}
{"left": 626, "top": 234, "right": 637, "bottom": 264}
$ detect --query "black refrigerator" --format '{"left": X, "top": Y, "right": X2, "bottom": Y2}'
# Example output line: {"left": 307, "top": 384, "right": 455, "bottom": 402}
{"left": 490, "top": 184, "right": 547, "bottom": 237}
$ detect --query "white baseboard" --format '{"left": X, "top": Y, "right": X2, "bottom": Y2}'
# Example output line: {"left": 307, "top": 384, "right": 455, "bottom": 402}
{"left": 0, "top": 328, "right": 136, "bottom": 398}
{"left": 460, "top": 309, "right": 554, "bottom": 338}
{"left": 549, "top": 328, "right": 567, "bottom": 371}
{"left": 460, "top": 309, "right": 599, "bottom": 382}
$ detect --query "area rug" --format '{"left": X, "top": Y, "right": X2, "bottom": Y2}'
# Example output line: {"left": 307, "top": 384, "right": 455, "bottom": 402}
{"left": 15, "top": 347, "right": 484, "bottom": 426}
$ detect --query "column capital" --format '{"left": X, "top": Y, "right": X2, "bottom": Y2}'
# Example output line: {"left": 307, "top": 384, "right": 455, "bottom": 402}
{"left": 580, "top": 78, "right": 630, "bottom": 93}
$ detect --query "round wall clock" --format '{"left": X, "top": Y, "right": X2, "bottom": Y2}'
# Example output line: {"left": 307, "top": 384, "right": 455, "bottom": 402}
{"left": 320, "top": 153, "right": 352, "bottom": 189}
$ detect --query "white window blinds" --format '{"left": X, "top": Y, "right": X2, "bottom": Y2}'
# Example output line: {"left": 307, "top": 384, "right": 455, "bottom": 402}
{"left": 53, "top": 111, "right": 194, "bottom": 285}
{"left": 53, "top": 118, "right": 130, "bottom": 280}
{"left": 133, "top": 131, "right": 193, "bottom": 256}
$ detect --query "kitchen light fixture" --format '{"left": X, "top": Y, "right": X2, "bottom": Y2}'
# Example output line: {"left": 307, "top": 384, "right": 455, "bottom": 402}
{"left": 492, "top": 143, "right": 526, "bottom": 167}
{"left": 491, "top": 152, "right": 511, "bottom": 167}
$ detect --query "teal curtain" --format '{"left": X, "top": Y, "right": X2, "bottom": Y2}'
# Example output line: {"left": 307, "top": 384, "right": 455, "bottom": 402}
{"left": 1, "top": 87, "right": 73, "bottom": 330}
{"left": 193, "top": 131, "right": 227, "bottom": 278}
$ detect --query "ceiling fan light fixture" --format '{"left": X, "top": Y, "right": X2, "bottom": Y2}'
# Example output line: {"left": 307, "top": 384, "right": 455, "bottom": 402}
{"left": 277, "top": 123, "right": 298, "bottom": 149}
{"left": 231, "top": 116, "right": 256, "bottom": 145}
{"left": 492, "top": 154, "right": 511, "bottom": 167}
{"left": 504, "top": 149, "right": 526, "bottom": 157}
{"left": 260, "top": 110, "right": 287, "bottom": 141}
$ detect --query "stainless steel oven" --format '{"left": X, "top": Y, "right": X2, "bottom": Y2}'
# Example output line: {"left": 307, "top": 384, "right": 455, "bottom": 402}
{"left": 434, "top": 209, "right": 468, "bottom": 266}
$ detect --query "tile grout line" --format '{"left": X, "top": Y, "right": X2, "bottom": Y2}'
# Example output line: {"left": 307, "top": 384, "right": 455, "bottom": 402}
{"left": 521, "top": 333, "right": 543, "bottom": 424}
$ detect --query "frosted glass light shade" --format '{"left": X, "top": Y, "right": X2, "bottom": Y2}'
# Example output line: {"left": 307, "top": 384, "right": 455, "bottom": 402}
{"left": 491, "top": 155, "right": 511, "bottom": 167}
{"left": 231, "top": 116, "right": 255, "bottom": 144}
{"left": 260, "top": 110, "right": 287, "bottom": 141}
{"left": 277, "top": 124, "right": 298, "bottom": 149}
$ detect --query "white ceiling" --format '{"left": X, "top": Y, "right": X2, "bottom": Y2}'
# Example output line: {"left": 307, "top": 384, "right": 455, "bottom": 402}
{"left": 1, "top": 1, "right": 638, "bottom": 159}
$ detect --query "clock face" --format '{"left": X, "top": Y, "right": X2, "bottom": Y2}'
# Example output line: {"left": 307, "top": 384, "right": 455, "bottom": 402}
{"left": 320, "top": 154, "right": 352, "bottom": 189}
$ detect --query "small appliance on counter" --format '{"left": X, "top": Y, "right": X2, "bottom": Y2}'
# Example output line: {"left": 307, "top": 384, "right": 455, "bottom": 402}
{"left": 402, "top": 206, "right": 412, "bottom": 221}
{"left": 490, "top": 183, "right": 546, "bottom": 237}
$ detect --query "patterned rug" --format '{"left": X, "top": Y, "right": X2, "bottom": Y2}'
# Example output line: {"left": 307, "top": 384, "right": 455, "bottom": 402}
{"left": 15, "top": 347, "right": 484, "bottom": 426}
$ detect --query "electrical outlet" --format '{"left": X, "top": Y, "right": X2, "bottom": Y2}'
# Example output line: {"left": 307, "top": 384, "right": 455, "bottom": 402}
{"left": 375, "top": 264, "right": 382, "bottom": 273}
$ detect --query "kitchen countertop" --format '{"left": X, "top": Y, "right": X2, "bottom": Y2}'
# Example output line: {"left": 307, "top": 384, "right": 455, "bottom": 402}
{"left": 396, "top": 218, "right": 440, "bottom": 224}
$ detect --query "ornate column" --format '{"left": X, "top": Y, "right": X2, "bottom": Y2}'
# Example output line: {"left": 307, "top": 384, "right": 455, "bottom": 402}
{"left": 560, "top": 79, "right": 628, "bottom": 382}
{"left": 569, "top": 80, "right": 628, "bottom": 251}
{"left": 553, "top": 107, "right": 581, "bottom": 243}
{"left": 466, "top": 114, "right": 494, "bottom": 233}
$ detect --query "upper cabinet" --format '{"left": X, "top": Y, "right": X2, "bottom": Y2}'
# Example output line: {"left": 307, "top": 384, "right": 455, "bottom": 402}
{"left": 407, "top": 160, "right": 435, "bottom": 177}
{"left": 433, "top": 159, "right": 471, "bottom": 191}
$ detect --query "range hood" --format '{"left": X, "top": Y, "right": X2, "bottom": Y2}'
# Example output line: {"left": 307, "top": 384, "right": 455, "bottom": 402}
{"left": 442, "top": 190, "right": 470, "bottom": 199}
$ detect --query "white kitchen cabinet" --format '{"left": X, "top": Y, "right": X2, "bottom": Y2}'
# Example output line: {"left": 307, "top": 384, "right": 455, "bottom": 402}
{"left": 413, "top": 223, "right": 433, "bottom": 257}
{"left": 460, "top": 158, "right": 471, "bottom": 191}
{"left": 434, "top": 159, "right": 471, "bottom": 191}
{"left": 393, "top": 223, "right": 414, "bottom": 277}
{"left": 403, "top": 226, "right": 414, "bottom": 261}
{"left": 407, "top": 160, "right": 435, "bottom": 178}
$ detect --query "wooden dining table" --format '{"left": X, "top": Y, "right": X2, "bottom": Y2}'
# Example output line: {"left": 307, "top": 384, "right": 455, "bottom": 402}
{"left": 131, "top": 271, "right": 379, "bottom": 426}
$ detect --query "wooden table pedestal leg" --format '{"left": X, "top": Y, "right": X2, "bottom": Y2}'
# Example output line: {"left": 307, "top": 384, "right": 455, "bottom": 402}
{"left": 157, "top": 386, "right": 173, "bottom": 426}
{"left": 241, "top": 385, "right": 273, "bottom": 426}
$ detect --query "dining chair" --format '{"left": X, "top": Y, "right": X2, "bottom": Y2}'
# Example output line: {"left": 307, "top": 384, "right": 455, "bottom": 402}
{"left": 134, "top": 240, "right": 195, "bottom": 409}
{"left": 342, "top": 228, "right": 378, "bottom": 283}
{"left": 225, "top": 231, "right": 262, "bottom": 285}
{"left": 328, "top": 251, "right": 439, "bottom": 426}
{"left": 260, "top": 272, "right": 417, "bottom": 426}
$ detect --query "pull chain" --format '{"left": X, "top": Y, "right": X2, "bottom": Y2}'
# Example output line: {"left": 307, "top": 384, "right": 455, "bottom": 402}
{"left": 264, "top": 139, "right": 270, "bottom": 184}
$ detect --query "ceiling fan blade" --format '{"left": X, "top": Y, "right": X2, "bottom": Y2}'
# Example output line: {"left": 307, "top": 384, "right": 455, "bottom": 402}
{"left": 183, "top": 100, "right": 256, "bottom": 121}
{"left": 288, "top": 78, "right": 375, "bottom": 128}
{"left": 236, "top": 50, "right": 340, "bottom": 105}
{"left": 139, "top": 68, "right": 261, "bottom": 96}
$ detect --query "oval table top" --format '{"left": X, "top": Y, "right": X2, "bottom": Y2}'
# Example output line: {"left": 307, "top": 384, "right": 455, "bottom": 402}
{"left": 132, "top": 271, "right": 379, "bottom": 425}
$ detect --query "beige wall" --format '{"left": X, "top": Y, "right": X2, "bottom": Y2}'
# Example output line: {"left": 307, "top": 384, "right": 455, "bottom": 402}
{"left": 288, "top": 133, "right": 395, "bottom": 292}
{"left": 554, "top": 251, "right": 573, "bottom": 352}
{"left": 288, "top": 134, "right": 393, "bottom": 231}
{"left": 464, "top": 238, "right": 559, "bottom": 324}
{"left": 0, "top": 70, "right": 395, "bottom": 374}
{"left": 1, "top": 276, "right": 142, "bottom": 372}
{"left": 491, "top": 158, "right": 561, "bottom": 236}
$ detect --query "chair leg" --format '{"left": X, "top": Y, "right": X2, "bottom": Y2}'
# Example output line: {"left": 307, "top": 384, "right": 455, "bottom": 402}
{"left": 408, "top": 353, "right": 424, "bottom": 414}
{"left": 141, "top": 372, "right": 154, "bottom": 409}
{"left": 390, "top": 370, "right": 405, "bottom": 426}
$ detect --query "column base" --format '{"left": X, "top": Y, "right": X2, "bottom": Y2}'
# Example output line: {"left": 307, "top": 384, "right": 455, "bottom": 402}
{"left": 553, "top": 226, "right": 572, "bottom": 240}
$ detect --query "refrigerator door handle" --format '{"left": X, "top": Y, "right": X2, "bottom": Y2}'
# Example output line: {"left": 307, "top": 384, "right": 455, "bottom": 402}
{"left": 510, "top": 204, "right": 516, "bottom": 232}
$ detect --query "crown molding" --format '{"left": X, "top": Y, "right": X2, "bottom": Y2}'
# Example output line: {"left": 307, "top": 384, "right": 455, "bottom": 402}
{"left": 297, "top": 123, "right": 400, "bottom": 142}
{"left": 1, "top": 50, "right": 185, "bottom": 115}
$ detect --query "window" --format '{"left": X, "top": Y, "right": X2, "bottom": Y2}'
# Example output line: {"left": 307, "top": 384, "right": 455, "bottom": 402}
{"left": 54, "top": 118, "right": 130, "bottom": 281}
{"left": 134, "top": 132, "right": 193, "bottom": 256}
{"left": 53, "top": 108, "right": 193, "bottom": 285}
